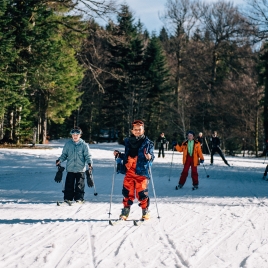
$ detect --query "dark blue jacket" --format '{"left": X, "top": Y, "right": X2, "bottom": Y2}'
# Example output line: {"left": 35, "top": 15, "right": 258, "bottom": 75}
{"left": 123, "top": 136, "right": 155, "bottom": 179}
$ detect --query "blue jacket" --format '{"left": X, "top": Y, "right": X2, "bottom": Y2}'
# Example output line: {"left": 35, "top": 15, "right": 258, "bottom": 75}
{"left": 58, "top": 139, "right": 92, "bottom": 172}
{"left": 123, "top": 136, "right": 154, "bottom": 179}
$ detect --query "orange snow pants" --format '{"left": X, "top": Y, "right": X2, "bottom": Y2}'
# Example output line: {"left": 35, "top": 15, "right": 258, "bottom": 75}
{"left": 122, "top": 159, "right": 149, "bottom": 209}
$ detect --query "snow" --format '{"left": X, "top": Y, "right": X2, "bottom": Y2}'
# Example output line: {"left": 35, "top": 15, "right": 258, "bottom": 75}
{"left": 0, "top": 139, "right": 268, "bottom": 268}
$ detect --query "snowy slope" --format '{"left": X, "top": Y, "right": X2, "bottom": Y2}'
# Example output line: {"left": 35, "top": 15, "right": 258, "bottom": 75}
{"left": 0, "top": 140, "right": 268, "bottom": 268}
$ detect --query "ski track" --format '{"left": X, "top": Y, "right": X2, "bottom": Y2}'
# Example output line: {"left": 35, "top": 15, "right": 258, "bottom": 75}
{"left": 1, "top": 147, "right": 268, "bottom": 267}
{"left": 192, "top": 206, "right": 257, "bottom": 267}
{"left": 0, "top": 221, "right": 77, "bottom": 267}
{"left": 86, "top": 223, "right": 96, "bottom": 268}
{"left": 158, "top": 203, "right": 229, "bottom": 267}
{"left": 52, "top": 233, "right": 85, "bottom": 268}
{"left": 157, "top": 223, "right": 189, "bottom": 267}
{"left": 94, "top": 222, "right": 138, "bottom": 266}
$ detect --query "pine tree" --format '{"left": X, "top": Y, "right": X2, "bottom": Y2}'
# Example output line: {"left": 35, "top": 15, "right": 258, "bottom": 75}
{"left": 105, "top": 5, "right": 145, "bottom": 142}
{"left": 143, "top": 35, "right": 171, "bottom": 139}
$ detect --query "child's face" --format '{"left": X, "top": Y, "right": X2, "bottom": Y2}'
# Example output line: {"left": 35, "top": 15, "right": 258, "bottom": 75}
{"left": 131, "top": 125, "right": 144, "bottom": 137}
{"left": 72, "top": 134, "right": 81, "bottom": 142}
{"left": 188, "top": 134, "right": 194, "bottom": 140}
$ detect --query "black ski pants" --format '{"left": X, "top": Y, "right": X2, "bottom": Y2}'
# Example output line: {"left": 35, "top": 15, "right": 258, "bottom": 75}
{"left": 64, "top": 172, "right": 85, "bottom": 201}
{"left": 158, "top": 146, "right": 165, "bottom": 157}
{"left": 211, "top": 147, "right": 227, "bottom": 164}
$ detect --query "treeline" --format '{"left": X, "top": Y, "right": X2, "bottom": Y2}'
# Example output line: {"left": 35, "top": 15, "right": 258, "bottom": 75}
{"left": 1, "top": 0, "right": 268, "bottom": 155}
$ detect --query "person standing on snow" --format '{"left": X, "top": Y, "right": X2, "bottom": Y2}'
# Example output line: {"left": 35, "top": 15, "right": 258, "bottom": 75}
{"left": 56, "top": 126, "right": 93, "bottom": 203}
{"left": 118, "top": 120, "right": 154, "bottom": 221}
{"left": 210, "top": 131, "right": 230, "bottom": 166}
{"left": 174, "top": 130, "right": 204, "bottom": 190}
{"left": 197, "top": 132, "right": 204, "bottom": 148}
{"left": 157, "top": 132, "right": 167, "bottom": 158}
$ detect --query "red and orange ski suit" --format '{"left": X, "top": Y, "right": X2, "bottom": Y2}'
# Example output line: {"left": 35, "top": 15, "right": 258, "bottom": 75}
{"left": 175, "top": 140, "right": 204, "bottom": 186}
{"left": 122, "top": 156, "right": 149, "bottom": 209}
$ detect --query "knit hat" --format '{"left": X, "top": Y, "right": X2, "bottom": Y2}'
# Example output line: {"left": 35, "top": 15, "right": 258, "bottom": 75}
{"left": 186, "top": 130, "right": 195, "bottom": 136}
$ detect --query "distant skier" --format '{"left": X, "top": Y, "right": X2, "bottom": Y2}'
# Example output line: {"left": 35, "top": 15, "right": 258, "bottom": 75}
{"left": 157, "top": 132, "right": 167, "bottom": 158}
{"left": 197, "top": 132, "right": 204, "bottom": 150}
{"left": 117, "top": 120, "right": 154, "bottom": 221}
{"left": 55, "top": 126, "right": 93, "bottom": 203}
{"left": 210, "top": 131, "right": 230, "bottom": 166}
{"left": 174, "top": 130, "right": 204, "bottom": 190}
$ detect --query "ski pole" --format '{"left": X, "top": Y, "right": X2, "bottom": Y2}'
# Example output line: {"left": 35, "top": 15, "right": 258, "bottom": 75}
{"left": 202, "top": 163, "right": 209, "bottom": 178}
{"left": 263, "top": 152, "right": 267, "bottom": 164}
{"left": 91, "top": 170, "right": 98, "bottom": 196}
{"left": 168, "top": 147, "right": 175, "bottom": 182}
{"left": 59, "top": 164, "right": 65, "bottom": 193}
{"left": 61, "top": 176, "right": 65, "bottom": 193}
{"left": 108, "top": 160, "right": 117, "bottom": 219}
{"left": 148, "top": 164, "right": 160, "bottom": 220}
{"left": 204, "top": 137, "right": 211, "bottom": 155}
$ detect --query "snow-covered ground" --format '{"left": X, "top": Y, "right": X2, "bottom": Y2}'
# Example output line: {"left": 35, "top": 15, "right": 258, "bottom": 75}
{"left": 0, "top": 139, "right": 268, "bottom": 268}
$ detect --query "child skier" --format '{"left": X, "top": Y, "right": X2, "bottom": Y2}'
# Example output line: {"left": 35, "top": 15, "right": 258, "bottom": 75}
{"left": 118, "top": 120, "right": 154, "bottom": 220}
{"left": 174, "top": 130, "right": 204, "bottom": 190}
{"left": 55, "top": 126, "right": 93, "bottom": 203}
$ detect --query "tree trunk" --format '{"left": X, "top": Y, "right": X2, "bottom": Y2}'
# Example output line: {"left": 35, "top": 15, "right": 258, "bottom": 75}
{"left": 255, "top": 111, "right": 259, "bottom": 157}
{"left": 41, "top": 112, "right": 47, "bottom": 144}
{"left": 0, "top": 117, "right": 4, "bottom": 139}
{"left": 8, "top": 110, "right": 14, "bottom": 140}
{"left": 264, "top": 75, "right": 268, "bottom": 145}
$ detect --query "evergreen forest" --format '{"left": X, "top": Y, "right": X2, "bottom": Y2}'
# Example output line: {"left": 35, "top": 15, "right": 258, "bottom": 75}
{"left": 1, "top": 0, "right": 268, "bottom": 156}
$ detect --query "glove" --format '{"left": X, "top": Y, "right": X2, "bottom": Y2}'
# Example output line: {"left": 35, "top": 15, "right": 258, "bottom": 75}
{"left": 54, "top": 166, "right": 65, "bottom": 183}
{"left": 56, "top": 159, "right": 60, "bottom": 166}
{"left": 88, "top": 163, "right": 93, "bottom": 170}
{"left": 114, "top": 150, "right": 120, "bottom": 159}
{"left": 200, "top": 159, "right": 204, "bottom": 164}
{"left": 86, "top": 169, "right": 94, "bottom": 187}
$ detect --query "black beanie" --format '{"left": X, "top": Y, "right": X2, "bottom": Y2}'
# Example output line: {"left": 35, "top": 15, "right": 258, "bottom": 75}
{"left": 186, "top": 130, "right": 195, "bottom": 136}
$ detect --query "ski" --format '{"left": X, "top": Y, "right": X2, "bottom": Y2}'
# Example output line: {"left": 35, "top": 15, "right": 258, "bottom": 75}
{"left": 192, "top": 187, "right": 198, "bottom": 191}
{"left": 57, "top": 200, "right": 72, "bottom": 206}
{"left": 109, "top": 218, "right": 146, "bottom": 226}
{"left": 133, "top": 219, "right": 145, "bottom": 226}
{"left": 57, "top": 200, "right": 85, "bottom": 206}
{"left": 109, "top": 218, "right": 125, "bottom": 226}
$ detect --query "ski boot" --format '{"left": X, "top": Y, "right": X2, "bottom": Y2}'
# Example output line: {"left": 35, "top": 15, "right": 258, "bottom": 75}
{"left": 225, "top": 161, "right": 230, "bottom": 167}
{"left": 142, "top": 208, "right": 150, "bottom": 220}
{"left": 175, "top": 184, "right": 183, "bottom": 190}
{"left": 64, "top": 199, "right": 72, "bottom": 206}
{"left": 75, "top": 199, "right": 84, "bottom": 204}
{"left": 192, "top": 185, "right": 198, "bottom": 190}
{"left": 119, "top": 207, "right": 130, "bottom": 220}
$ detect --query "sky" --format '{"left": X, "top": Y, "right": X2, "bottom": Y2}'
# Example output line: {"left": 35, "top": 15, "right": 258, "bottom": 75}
{"left": 116, "top": 0, "right": 246, "bottom": 33}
